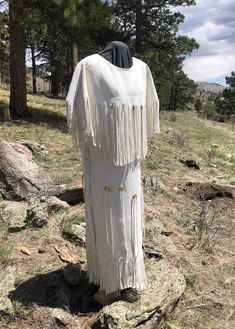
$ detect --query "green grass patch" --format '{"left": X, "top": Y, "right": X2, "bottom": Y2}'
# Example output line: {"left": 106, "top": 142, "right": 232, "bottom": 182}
{"left": 0, "top": 245, "right": 14, "bottom": 266}
{"left": 62, "top": 215, "right": 85, "bottom": 234}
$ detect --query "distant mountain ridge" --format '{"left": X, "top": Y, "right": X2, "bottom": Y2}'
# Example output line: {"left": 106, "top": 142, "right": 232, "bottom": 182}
{"left": 196, "top": 82, "right": 225, "bottom": 94}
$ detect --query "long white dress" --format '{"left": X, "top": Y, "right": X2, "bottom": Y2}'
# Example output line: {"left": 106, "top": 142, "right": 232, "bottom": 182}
{"left": 66, "top": 53, "right": 160, "bottom": 294}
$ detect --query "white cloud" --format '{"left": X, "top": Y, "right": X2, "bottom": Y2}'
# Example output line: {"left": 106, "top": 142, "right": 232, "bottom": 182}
{"left": 183, "top": 54, "right": 235, "bottom": 81}
{"left": 177, "top": 0, "right": 235, "bottom": 83}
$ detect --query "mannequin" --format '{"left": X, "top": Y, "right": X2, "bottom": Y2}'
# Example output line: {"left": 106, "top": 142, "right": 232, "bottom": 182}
{"left": 66, "top": 41, "right": 160, "bottom": 306}
{"left": 95, "top": 41, "right": 140, "bottom": 304}
{"left": 98, "top": 41, "right": 133, "bottom": 69}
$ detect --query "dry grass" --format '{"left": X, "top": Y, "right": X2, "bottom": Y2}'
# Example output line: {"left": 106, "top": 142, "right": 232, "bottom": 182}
{"left": 0, "top": 86, "right": 235, "bottom": 328}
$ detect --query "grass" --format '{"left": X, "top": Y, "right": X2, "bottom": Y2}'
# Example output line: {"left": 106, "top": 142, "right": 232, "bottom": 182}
{"left": 11, "top": 300, "right": 33, "bottom": 320}
{"left": 163, "top": 111, "right": 235, "bottom": 177}
{"left": 62, "top": 215, "right": 86, "bottom": 242}
{"left": 0, "top": 86, "right": 234, "bottom": 329}
{"left": 0, "top": 245, "right": 14, "bottom": 266}
{"left": 27, "top": 265, "right": 44, "bottom": 276}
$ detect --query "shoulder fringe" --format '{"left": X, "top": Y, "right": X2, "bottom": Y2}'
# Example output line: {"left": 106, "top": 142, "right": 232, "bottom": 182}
{"left": 71, "top": 99, "right": 160, "bottom": 165}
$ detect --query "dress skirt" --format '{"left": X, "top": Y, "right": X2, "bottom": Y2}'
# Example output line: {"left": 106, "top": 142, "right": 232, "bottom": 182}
{"left": 82, "top": 143, "right": 146, "bottom": 294}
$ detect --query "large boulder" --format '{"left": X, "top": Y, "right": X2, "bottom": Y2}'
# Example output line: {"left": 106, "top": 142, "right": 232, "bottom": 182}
{"left": 0, "top": 139, "right": 53, "bottom": 200}
{"left": 0, "top": 200, "right": 28, "bottom": 232}
{"left": 0, "top": 139, "right": 83, "bottom": 204}
{"left": 92, "top": 258, "right": 186, "bottom": 329}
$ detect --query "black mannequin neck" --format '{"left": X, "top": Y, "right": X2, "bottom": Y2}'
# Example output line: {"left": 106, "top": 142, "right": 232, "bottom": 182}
{"left": 98, "top": 41, "right": 133, "bottom": 69}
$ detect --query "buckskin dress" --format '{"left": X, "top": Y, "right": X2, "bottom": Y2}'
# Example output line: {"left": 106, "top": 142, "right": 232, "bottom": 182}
{"left": 65, "top": 53, "right": 160, "bottom": 294}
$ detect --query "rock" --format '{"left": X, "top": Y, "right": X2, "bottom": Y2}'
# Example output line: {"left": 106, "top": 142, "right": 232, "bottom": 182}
{"left": 0, "top": 297, "right": 14, "bottom": 318}
{"left": 19, "top": 140, "right": 49, "bottom": 156}
{"left": 92, "top": 259, "right": 186, "bottom": 329}
{"left": 144, "top": 212, "right": 178, "bottom": 261}
{"left": 179, "top": 159, "right": 200, "bottom": 170}
{"left": 0, "top": 201, "right": 28, "bottom": 232}
{"left": 47, "top": 196, "right": 70, "bottom": 214}
{"left": 142, "top": 176, "right": 167, "bottom": 194}
{"left": 38, "top": 248, "right": 45, "bottom": 253}
{"left": 26, "top": 196, "right": 48, "bottom": 227}
{"left": 164, "top": 323, "right": 182, "bottom": 329}
{"left": 93, "top": 290, "right": 121, "bottom": 306}
{"left": 56, "top": 244, "right": 82, "bottom": 264}
{"left": 0, "top": 139, "right": 53, "bottom": 200}
{"left": 47, "top": 183, "right": 84, "bottom": 205}
{"left": 62, "top": 263, "right": 81, "bottom": 286}
{"left": 63, "top": 222, "right": 86, "bottom": 247}
{"left": 0, "top": 266, "right": 16, "bottom": 297}
{"left": 0, "top": 139, "right": 84, "bottom": 204}
{"left": 50, "top": 307, "right": 74, "bottom": 326}
{"left": 20, "top": 246, "right": 31, "bottom": 255}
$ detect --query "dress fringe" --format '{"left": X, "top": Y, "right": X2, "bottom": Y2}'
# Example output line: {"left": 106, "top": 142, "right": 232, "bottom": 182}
{"left": 71, "top": 99, "right": 159, "bottom": 166}
{"left": 85, "top": 178, "right": 146, "bottom": 294}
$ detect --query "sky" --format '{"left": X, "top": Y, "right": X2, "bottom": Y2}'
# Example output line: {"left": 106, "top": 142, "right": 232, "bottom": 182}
{"left": 177, "top": 0, "right": 235, "bottom": 86}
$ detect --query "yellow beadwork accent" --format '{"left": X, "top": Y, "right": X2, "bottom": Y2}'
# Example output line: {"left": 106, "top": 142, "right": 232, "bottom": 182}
{"left": 132, "top": 193, "right": 138, "bottom": 199}
{"left": 118, "top": 184, "right": 124, "bottom": 192}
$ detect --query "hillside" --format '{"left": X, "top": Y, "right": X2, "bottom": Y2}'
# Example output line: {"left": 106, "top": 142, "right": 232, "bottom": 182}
{"left": 196, "top": 82, "right": 225, "bottom": 94}
{"left": 0, "top": 86, "right": 235, "bottom": 329}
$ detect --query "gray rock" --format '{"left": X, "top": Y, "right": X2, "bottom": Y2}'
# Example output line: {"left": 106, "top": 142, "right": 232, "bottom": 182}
{"left": 0, "top": 297, "right": 14, "bottom": 318}
{"left": 92, "top": 259, "right": 186, "bottom": 329}
{"left": 0, "top": 266, "right": 16, "bottom": 297}
{"left": 26, "top": 196, "right": 48, "bottom": 227}
{"left": 0, "top": 139, "right": 84, "bottom": 204}
{"left": 142, "top": 176, "right": 167, "bottom": 194}
{"left": 0, "top": 201, "right": 28, "bottom": 232}
{"left": 47, "top": 183, "right": 84, "bottom": 205}
{"left": 19, "top": 140, "right": 49, "bottom": 156}
{"left": 64, "top": 222, "right": 86, "bottom": 247}
{"left": 0, "top": 139, "right": 53, "bottom": 200}
{"left": 47, "top": 196, "right": 70, "bottom": 214}
{"left": 144, "top": 212, "right": 178, "bottom": 261}
{"left": 50, "top": 307, "right": 74, "bottom": 326}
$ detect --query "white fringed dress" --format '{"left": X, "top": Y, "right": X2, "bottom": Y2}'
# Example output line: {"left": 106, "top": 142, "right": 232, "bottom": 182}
{"left": 66, "top": 53, "right": 160, "bottom": 294}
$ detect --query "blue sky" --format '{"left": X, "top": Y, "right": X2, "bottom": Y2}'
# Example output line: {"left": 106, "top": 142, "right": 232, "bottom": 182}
{"left": 177, "top": 0, "right": 235, "bottom": 86}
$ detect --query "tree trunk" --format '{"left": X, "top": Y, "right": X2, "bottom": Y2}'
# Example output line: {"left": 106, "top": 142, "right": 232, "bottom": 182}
{"left": 135, "top": 0, "right": 142, "bottom": 54}
{"left": 9, "top": 0, "right": 28, "bottom": 118}
{"left": 0, "top": 106, "right": 11, "bottom": 121}
{"left": 73, "top": 43, "right": 78, "bottom": 70}
{"left": 31, "top": 45, "right": 37, "bottom": 94}
{"left": 50, "top": 40, "right": 60, "bottom": 97}
{"left": 51, "top": 68, "right": 60, "bottom": 96}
